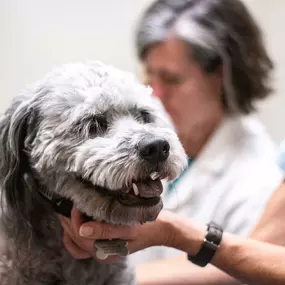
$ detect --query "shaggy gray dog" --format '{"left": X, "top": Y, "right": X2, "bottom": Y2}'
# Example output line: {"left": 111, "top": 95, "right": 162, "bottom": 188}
{"left": 0, "top": 61, "right": 187, "bottom": 285}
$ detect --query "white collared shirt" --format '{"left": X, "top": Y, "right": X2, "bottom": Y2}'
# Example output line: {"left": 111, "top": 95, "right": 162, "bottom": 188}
{"left": 130, "top": 115, "right": 283, "bottom": 264}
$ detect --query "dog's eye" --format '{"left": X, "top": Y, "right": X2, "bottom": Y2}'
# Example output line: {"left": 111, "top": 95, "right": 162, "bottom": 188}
{"left": 131, "top": 107, "right": 153, "bottom": 124}
{"left": 74, "top": 115, "right": 108, "bottom": 137}
{"left": 139, "top": 110, "right": 152, "bottom": 124}
{"left": 88, "top": 116, "right": 108, "bottom": 136}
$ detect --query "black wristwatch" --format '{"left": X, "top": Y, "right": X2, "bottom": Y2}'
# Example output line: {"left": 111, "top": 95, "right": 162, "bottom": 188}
{"left": 188, "top": 221, "right": 223, "bottom": 267}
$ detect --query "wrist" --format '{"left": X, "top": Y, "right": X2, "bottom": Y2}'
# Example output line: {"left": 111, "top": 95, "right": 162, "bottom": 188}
{"left": 174, "top": 219, "right": 207, "bottom": 256}
{"left": 156, "top": 211, "right": 206, "bottom": 256}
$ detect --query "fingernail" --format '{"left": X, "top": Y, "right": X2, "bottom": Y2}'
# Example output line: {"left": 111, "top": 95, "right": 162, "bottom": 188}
{"left": 79, "top": 226, "right": 94, "bottom": 237}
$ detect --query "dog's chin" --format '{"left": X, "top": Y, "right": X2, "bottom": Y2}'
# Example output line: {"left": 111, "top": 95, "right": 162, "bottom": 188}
{"left": 75, "top": 176, "right": 164, "bottom": 225}
{"left": 108, "top": 199, "right": 163, "bottom": 225}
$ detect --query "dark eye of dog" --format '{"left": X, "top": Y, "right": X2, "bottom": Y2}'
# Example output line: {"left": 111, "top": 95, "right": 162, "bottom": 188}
{"left": 133, "top": 108, "right": 152, "bottom": 124}
{"left": 140, "top": 110, "right": 152, "bottom": 124}
{"left": 74, "top": 115, "right": 108, "bottom": 137}
{"left": 88, "top": 115, "right": 108, "bottom": 136}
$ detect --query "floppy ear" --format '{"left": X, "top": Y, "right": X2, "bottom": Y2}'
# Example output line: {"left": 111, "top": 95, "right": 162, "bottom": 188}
{"left": 0, "top": 98, "right": 39, "bottom": 217}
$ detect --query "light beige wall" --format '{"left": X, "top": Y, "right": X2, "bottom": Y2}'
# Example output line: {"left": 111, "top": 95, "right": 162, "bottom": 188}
{"left": 0, "top": 0, "right": 145, "bottom": 108}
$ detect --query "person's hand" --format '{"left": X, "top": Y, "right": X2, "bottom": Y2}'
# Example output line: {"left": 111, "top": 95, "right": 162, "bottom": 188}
{"left": 59, "top": 208, "right": 175, "bottom": 263}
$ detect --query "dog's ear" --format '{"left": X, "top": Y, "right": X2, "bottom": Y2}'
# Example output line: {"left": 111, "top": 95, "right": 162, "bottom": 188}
{"left": 0, "top": 98, "right": 39, "bottom": 215}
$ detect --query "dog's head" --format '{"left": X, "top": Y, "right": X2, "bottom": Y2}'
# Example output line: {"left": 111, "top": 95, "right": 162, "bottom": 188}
{"left": 0, "top": 61, "right": 187, "bottom": 226}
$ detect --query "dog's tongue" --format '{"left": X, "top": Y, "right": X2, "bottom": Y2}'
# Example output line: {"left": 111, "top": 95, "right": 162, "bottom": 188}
{"left": 135, "top": 178, "right": 163, "bottom": 198}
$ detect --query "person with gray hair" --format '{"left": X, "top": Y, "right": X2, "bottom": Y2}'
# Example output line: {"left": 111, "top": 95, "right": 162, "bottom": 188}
{"left": 129, "top": 0, "right": 284, "bottom": 283}
{"left": 60, "top": 0, "right": 284, "bottom": 284}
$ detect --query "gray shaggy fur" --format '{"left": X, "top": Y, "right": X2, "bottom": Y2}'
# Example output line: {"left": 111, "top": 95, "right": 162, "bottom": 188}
{"left": 0, "top": 61, "right": 187, "bottom": 285}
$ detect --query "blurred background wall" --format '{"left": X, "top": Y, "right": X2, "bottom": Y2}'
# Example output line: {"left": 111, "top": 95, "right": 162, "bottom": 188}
{"left": 0, "top": 0, "right": 284, "bottom": 143}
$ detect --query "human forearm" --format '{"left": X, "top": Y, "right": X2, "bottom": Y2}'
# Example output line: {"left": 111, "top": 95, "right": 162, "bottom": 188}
{"left": 211, "top": 233, "right": 285, "bottom": 285}
{"left": 164, "top": 213, "right": 285, "bottom": 285}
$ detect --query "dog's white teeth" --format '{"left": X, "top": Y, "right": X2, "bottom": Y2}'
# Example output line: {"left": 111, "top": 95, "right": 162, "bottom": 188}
{"left": 132, "top": 183, "right": 139, "bottom": 196}
{"left": 150, "top": 172, "right": 160, "bottom": 180}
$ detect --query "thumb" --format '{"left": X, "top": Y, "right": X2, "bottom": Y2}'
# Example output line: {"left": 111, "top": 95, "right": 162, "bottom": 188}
{"left": 79, "top": 221, "right": 134, "bottom": 240}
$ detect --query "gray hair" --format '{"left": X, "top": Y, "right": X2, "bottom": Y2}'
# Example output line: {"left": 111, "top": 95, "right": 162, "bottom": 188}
{"left": 136, "top": 0, "right": 274, "bottom": 114}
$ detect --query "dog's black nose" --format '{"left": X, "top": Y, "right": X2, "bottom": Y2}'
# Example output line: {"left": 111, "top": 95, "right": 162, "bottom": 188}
{"left": 138, "top": 138, "right": 170, "bottom": 165}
